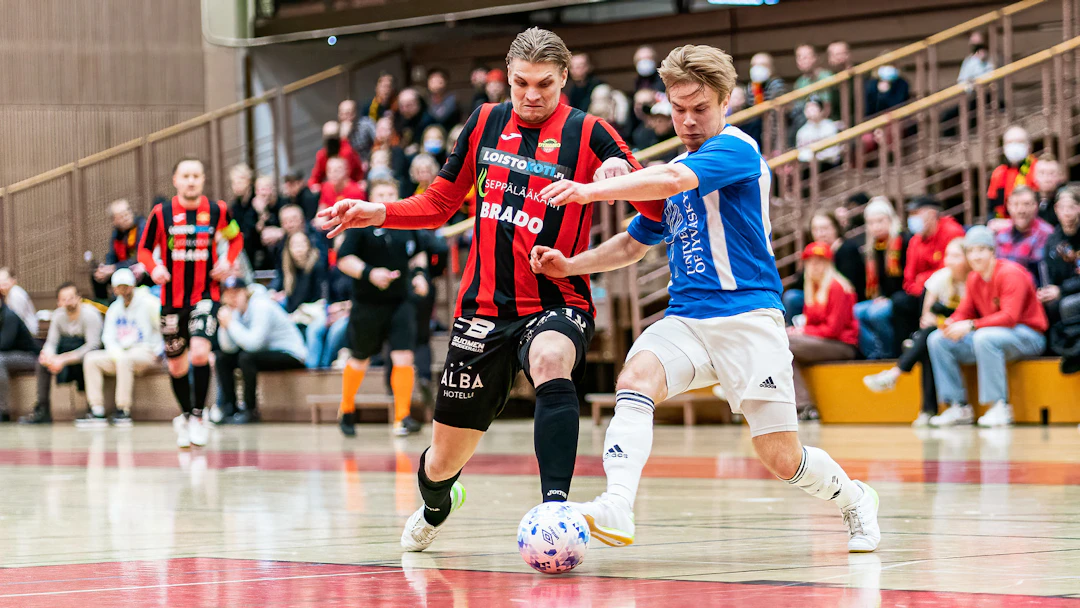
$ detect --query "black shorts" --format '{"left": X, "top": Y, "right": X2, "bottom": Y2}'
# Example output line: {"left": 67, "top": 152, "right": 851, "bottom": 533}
{"left": 161, "top": 300, "right": 219, "bottom": 359}
{"left": 348, "top": 299, "right": 417, "bottom": 361}
{"left": 434, "top": 307, "right": 595, "bottom": 432}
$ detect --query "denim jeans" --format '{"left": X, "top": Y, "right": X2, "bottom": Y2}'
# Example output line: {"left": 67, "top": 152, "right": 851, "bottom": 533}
{"left": 782, "top": 289, "right": 805, "bottom": 326}
{"left": 854, "top": 298, "right": 896, "bottom": 359}
{"left": 305, "top": 316, "right": 350, "bottom": 369}
{"left": 927, "top": 324, "right": 1046, "bottom": 405}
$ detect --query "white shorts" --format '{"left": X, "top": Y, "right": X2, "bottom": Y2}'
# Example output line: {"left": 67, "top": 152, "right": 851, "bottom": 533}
{"left": 625, "top": 309, "right": 798, "bottom": 437}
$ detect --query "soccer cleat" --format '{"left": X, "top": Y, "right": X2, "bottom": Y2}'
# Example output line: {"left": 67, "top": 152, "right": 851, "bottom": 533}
{"left": 74, "top": 411, "right": 108, "bottom": 429}
{"left": 977, "top": 401, "right": 1014, "bottom": 428}
{"left": 863, "top": 369, "right": 899, "bottom": 393}
{"left": 929, "top": 403, "right": 974, "bottom": 427}
{"left": 567, "top": 493, "right": 636, "bottom": 547}
{"left": 110, "top": 410, "right": 133, "bottom": 428}
{"left": 842, "top": 480, "right": 880, "bottom": 553}
{"left": 401, "top": 481, "right": 466, "bottom": 552}
{"left": 339, "top": 412, "right": 356, "bottom": 437}
{"left": 188, "top": 414, "right": 209, "bottom": 447}
{"left": 911, "top": 412, "right": 933, "bottom": 428}
{"left": 174, "top": 415, "right": 191, "bottom": 449}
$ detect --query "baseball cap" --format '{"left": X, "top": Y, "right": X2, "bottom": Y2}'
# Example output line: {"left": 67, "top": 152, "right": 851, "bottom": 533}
{"left": 801, "top": 241, "right": 834, "bottom": 262}
{"left": 222, "top": 276, "right": 249, "bottom": 290}
{"left": 111, "top": 268, "right": 136, "bottom": 287}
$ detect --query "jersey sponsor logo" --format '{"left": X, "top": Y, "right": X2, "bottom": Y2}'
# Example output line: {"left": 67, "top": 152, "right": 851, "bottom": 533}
{"left": 168, "top": 224, "right": 214, "bottom": 236}
{"left": 162, "top": 314, "right": 180, "bottom": 334}
{"left": 666, "top": 193, "right": 708, "bottom": 276}
{"left": 538, "top": 138, "right": 561, "bottom": 153}
{"left": 479, "top": 147, "right": 572, "bottom": 181}
{"left": 173, "top": 214, "right": 186, "bottom": 222}
{"left": 440, "top": 362, "right": 484, "bottom": 399}
{"left": 500, "top": 133, "right": 522, "bottom": 141}
{"left": 478, "top": 202, "right": 544, "bottom": 235}
{"left": 450, "top": 335, "right": 485, "bottom": 353}
{"left": 454, "top": 317, "right": 496, "bottom": 339}
{"left": 175, "top": 248, "right": 211, "bottom": 262}
{"left": 479, "top": 176, "right": 552, "bottom": 208}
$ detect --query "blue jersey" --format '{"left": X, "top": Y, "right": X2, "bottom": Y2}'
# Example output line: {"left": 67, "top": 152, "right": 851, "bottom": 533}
{"left": 626, "top": 125, "right": 783, "bottom": 320}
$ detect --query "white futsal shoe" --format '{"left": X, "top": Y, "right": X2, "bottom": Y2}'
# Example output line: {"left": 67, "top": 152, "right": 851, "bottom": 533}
{"left": 842, "top": 480, "right": 880, "bottom": 552}
{"left": 401, "top": 481, "right": 466, "bottom": 552}
{"left": 173, "top": 415, "right": 191, "bottom": 449}
{"left": 929, "top": 403, "right": 974, "bottom": 427}
{"left": 568, "top": 493, "right": 636, "bottom": 547}
{"left": 188, "top": 414, "right": 209, "bottom": 447}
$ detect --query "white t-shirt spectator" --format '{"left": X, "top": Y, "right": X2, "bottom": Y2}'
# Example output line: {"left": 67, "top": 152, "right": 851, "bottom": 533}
{"left": 796, "top": 119, "right": 842, "bottom": 165}
{"left": 4, "top": 284, "right": 38, "bottom": 336}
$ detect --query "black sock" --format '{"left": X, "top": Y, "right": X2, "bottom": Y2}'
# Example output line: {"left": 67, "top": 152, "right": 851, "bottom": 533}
{"left": 417, "top": 448, "right": 461, "bottom": 526}
{"left": 171, "top": 374, "right": 193, "bottom": 415}
{"left": 533, "top": 378, "right": 580, "bottom": 502}
{"left": 192, "top": 364, "right": 211, "bottom": 418}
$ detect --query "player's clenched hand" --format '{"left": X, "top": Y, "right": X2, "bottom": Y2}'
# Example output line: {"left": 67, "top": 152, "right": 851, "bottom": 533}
{"left": 529, "top": 246, "right": 571, "bottom": 278}
{"left": 368, "top": 268, "right": 400, "bottom": 290}
{"left": 151, "top": 266, "right": 171, "bottom": 285}
{"left": 318, "top": 199, "right": 387, "bottom": 238}
{"left": 541, "top": 180, "right": 594, "bottom": 208}
{"left": 412, "top": 274, "right": 429, "bottom": 297}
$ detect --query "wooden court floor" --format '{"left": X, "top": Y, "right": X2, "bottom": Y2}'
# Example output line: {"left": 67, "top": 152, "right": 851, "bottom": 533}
{"left": 1, "top": 420, "right": 1079, "bottom": 607}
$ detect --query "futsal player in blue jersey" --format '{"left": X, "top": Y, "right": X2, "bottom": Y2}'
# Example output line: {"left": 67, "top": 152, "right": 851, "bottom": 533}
{"left": 535, "top": 44, "right": 880, "bottom": 552}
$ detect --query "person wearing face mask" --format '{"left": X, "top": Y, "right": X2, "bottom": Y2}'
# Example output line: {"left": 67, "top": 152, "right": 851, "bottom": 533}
{"left": 992, "top": 186, "right": 1054, "bottom": 283}
{"left": 425, "top": 69, "right": 461, "bottom": 131}
{"left": 744, "top": 52, "right": 787, "bottom": 150}
{"left": 309, "top": 121, "right": 364, "bottom": 193}
{"left": 633, "top": 45, "right": 665, "bottom": 92}
{"left": 420, "top": 124, "right": 448, "bottom": 165}
{"left": 864, "top": 62, "right": 910, "bottom": 117}
{"left": 988, "top": 125, "right": 1040, "bottom": 219}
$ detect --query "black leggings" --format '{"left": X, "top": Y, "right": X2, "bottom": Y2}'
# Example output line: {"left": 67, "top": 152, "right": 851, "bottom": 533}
{"left": 216, "top": 350, "right": 305, "bottom": 414}
{"left": 897, "top": 326, "right": 938, "bottom": 415}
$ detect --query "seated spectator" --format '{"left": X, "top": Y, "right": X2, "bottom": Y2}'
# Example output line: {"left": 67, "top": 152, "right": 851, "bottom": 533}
{"left": 271, "top": 231, "right": 327, "bottom": 320}
{"left": 632, "top": 100, "right": 675, "bottom": 151}
{"left": 229, "top": 163, "right": 254, "bottom": 210}
{"left": 957, "top": 31, "right": 994, "bottom": 83}
{"left": 305, "top": 234, "right": 352, "bottom": 369}
{"left": 318, "top": 157, "right": 367, "bottom": 219}
{"left": 92, "top": 199, "right": 148, "bottom": 301}
{"left": 588, "top": 84, "right": 631, "bottom": 139}
{"left": 790, "top": 45, "right": 837, "bottom": 144}
{"left": 1039, "top": 186, "right": 1080, "bottom": 329}
{"left": 80, "top": 270, "right": 163, "bottom": 427}
{"left": 988, "top": 125, "right": 1039, "bottom": 218}
{"left": 421, "top": 124, "right": 448, "bottom": 166}
{"left": 1034, "top": 154, "right": 1065, "bottom": 226}
{"left": 470, "top": 66, "right": 490, "bottom": 111}
{"left": 788, "top": 242, "right": 860, "bottom": 421}
{"left": 309, "top": 121, "right": 364, "bottom": 191}
{"left": 484, "top": 70, "right": 509, "bottom": 108}
{"left": 264, "top": 203, "right": 320, "bottom": 269}
{"left": 568, "top": 53, "right": 602, "bottom": 111}
{"left": 338, "top": 99, "right": 376, "bottom": 163}
{"left": 0, "top": 291, "right": 39, "bottom": 422}
{"left": 853, "top": 197, "right": 909, "bottom": 359}
{"left": 395, "top": 88, "right": 433, "bottom": 156}
{"left": 409, "top": 154, "right": 440, "bottom": 197}
{"left": 280, "top": 170, "right": 320, "bottom": 222}
{"left": 745, "top": 52, "right": 787, "bottom": 150}
{"left": 21, "top": 283, "right": 103, "bottom": 426}
{"left": 216, "top": 277, "right": 307, "bottom": 424}
{"left": 727, "top": 85, "right": 747, "bottom": 116}
{"left": 364, "top": 72, "right": 397, "bottom": 121}
{"left": 243, "top": 174, "right": 281, "bottom": 271}
{"left": 927, "top": 226, "right": 1048, "bottom": 427}
{"left": 863, "top": 238, "right": 968, "bottom": 426}
{"left": 993, "top": 186, "right": 1054, "bottom": 282}
{"left": 425, "top": 68, "right": 461, "bottom": 131}
{"left": 372, "top": 116, "right": 410, "bottom": 183}
{"left": 629, "top": 88, "right": 658, "bottom": 144}
{"left": 836, "top": 191, "right": 870, "bottom": 233}
{"left": 0, "top": 268, "right": 39, "bottom": 337}
{"left": 865, "top": 62, "right": 910, "bottom": 117}
{"left": 782, "top": 210, "right": 860, "bottom": 324}
{"left": 827, "top": 40, "right": 853, "bottom": 73}
{"left": 634, "top": 45, "right": 665, "bottom": 92}
{"left": 892, "top": 196, "right": 966, "bottom": 355}
{"left": 795, "top": 97, "right": 841, "bottom": 167}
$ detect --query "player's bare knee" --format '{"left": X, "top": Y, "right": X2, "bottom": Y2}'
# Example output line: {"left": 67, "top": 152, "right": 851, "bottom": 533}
{"left": 615, "top": 352, "right": 666, "bottom": 401}
{"left": 390, "top": 350, "right": 414, "bottom": 367}
{"left": 752, "top": 431, "right": 803, "bottom": 480}
{"left": 424, "top": 449, "right": 460, "bottom": 481}
{"left": 167, "top": 358, "right": 188, "bottom": 378}
{"left": 528, "top": 335, "right": 575, "bottom": 385}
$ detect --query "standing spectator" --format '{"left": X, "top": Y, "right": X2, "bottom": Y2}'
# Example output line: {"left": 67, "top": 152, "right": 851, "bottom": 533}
{"left": 927, "top": 226, "right": 1047, "bottom": 427}
{"left": 1038, "top": 187, "right": 1080, "bottom": 328}
{"left": 81, "top": 270, "right": 163, "bottom": 427}
{"left": 364, "top": 73, "right": 397, "bottom": 121}
{"left": 957, "top": 31, "right": 995, "bottom": 83}
{"left": 271, "top": 231, "right": 327, "bottom": 318}
{"left": 318, "top": 157, "right": 367, "bottom": 217}
{"left": 567, "top": 53, "right": 602, "bottom": 111}
{"left": 0, "top": 268, "right": 39, "bottom": 337}
{"left": 633, "top": 45, "right": 665, "bottom": 92}
{"left": 853, "top": 197, "right": 909, "bottom": 359}
{"left": 396, "top": 88, "right": 434, "bottom": 156}
{"left": 280, "top": 170, "right": 320, "bottom": 222}
{"left": 993, "top": 186, "right": 1054, "bottom": 282}
{"left": 988, "top": 125, "right": 1039, "bottom": 218}
{"left": 790, "top": 45, "right": 837, "bottom": 142}
{"left": 0, "top": 292, "right": 39, "bottom": 422}
{"left": 788, "top": 242, "right": 860, "bottom": 421}
{"left": 426, "top": 68, "right": 461, "bottom": 131}
{"left": 795, "top": 97, "right": 842, "bottom": 167}
{"left": 339, "top": 99, "right": 377, "bottom": 162}
{"left": 827, "top": 41, "right": 853, "bottom": 73}
{"left": 91, "top": 199, "right": 148, "bottom": 300}
{"left": 1034, "top": 154, "right": 1065, "bottom": 227}
{"left": 309, "top": 121, "right": 364, "bottom": 191}
{"left": 26, "top": 283, "right": 103, "bottom": 426}
{"left": 215, "top": 277, "right": 307, "bottom": 424}
{"left": 893, "top": 197, "right": 966, "bottom": 354}
{"left": 865, "top": 62, "right": 910, "bottom": 117}
{"left": 420, "top": 124, "right": 448, "bottom": 166}
{"left": 863, "top": 238, "right": 968, "bottom": 426}
{"left": 745, "top": 52, "right": 787, "bottom": 150}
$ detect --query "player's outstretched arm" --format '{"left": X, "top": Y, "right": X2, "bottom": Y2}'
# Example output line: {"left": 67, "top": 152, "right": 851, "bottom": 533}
{"left": 530, "top": 232, "right": 651, "bottom": 278}
{"left": 541, "top": 163, "right": 699, "bottom": 208}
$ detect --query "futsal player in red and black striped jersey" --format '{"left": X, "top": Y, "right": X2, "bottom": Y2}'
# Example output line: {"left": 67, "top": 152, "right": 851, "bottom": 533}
{"left": 138, "top": 157, "right": 243, "bottom": 449}
{"left": 319, "top": 27, "right": 663, "bottom": 551}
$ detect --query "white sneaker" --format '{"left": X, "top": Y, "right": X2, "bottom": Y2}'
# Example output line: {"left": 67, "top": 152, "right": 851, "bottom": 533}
{"left": 929, "top": 404, "right": 974, "bottom": 427}
{"left": 842, "top": 480, "right": 880, "bottom": 552}
{"left": 911, "top": 412, "right": 933, "bottom": 428}
{"left": 173, "top": 415, "right": 191, "bottom": 449}
{"left": 567, "top": 492, "right": 636, "bottom": 547}
{"left": 863, "top": 369, "right": 899, "bottom": 393}
{"left": 977, "top": 401, "right": 1014, "bottom": 427}
{"left": 188, "top": 415, "right": 209, "bottom": 447}
{"left": 401, "top": 481, "right": 466, "bottom": 552}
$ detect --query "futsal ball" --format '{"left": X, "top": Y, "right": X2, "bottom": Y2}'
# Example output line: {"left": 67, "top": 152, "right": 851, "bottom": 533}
{"left": 517, "top": 502, "right": 590, "bottom": 574}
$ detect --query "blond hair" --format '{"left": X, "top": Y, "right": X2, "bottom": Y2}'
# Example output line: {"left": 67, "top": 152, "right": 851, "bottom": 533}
{"left": 803, "top": 258, "right": 855, "bottom": 306}
{"left": 658, "top": 45, "right": 737, "bottom": 103}
{"left": 506, "top": 27, "right": 572, "bottom": 72}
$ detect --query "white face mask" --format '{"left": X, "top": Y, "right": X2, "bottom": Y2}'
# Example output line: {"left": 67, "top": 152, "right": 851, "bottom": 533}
{"left": 1003, "top": 142, "right": 1030, "bottom": 164}
{"left": 749, "top": 65, "right": 771, "bottom": 84}
{"left": 636, "top": 59, "right": 656, "bottom": 78}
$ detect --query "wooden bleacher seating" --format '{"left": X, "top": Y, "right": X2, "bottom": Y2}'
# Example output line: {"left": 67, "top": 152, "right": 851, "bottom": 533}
{"left": 586, "top": 387, "right": 727, "bottom": 426}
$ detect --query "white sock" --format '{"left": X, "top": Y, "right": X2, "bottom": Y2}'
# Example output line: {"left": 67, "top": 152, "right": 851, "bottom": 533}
{"left": 603, "top": 390, "right": 655, "bottom": 511}
{"left": 785, "top": 446, "right": 863, "bottom": 510}
{"left": 91, "top": 405, "right": 106, "bottom": 417}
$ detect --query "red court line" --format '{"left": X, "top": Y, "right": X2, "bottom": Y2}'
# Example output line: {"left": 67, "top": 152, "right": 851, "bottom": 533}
{"left": 0, "top": 558, "right": 1075, "bottom": 608}
{"left": 1, "top": 448, "right": 1080, "bottom": 485}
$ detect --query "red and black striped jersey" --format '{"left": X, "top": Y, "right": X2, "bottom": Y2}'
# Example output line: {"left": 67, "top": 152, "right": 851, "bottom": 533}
{"left": 381, "top": 102, "right": 662, "bottom": 319}
{"left": 138, "top": 196, "right": 243, "bottom": 311}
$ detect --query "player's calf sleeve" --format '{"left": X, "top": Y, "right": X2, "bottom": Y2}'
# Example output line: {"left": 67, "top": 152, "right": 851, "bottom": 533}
{"left": 418, "top": 448, "right": 461, "bottom": 526}
{"left": 533, "top": 378, "right": 579, "bottom": 502}
{"left": 391, "top": 366, "right": 415, "bottom": 423}
{"left": 604, "top": 390, "right": 655, "bottom": 511}
{"left": 191, "top": 364, "right": 211, "bottom": 418}
{"left": 785, "top": 446, "right": 862, "bottom": 510}
{"left": 340, "top": 364, "right": 365, "bottom": 414}
{"left": 170, "top": 374, "right": 193, "bottom": 415}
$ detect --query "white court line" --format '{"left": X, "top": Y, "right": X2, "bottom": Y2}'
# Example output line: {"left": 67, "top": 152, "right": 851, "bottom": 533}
{"left": 0, "top": 568, "right": 403, "bottom": 599}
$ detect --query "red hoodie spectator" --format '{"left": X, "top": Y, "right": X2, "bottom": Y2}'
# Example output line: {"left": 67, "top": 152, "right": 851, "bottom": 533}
{"left": 951, "top": 258, "right": 1048, "bottom": 331}
{"left": 903, "top": 212, "right": 965, "bottom": 296}
{"left": 309, "top": 121, "right": 364, "bottom": 189}
{"left": 803, "top": 279, "right": 859, "bottom": 345}
{"left": 318, "top": 157, "right": 366, "bottom": 214}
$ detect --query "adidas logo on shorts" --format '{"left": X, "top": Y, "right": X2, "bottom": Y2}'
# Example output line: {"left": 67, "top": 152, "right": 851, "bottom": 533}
{"left": 604, "top": 445, "right": 629, "bottom": 460}
{"left": 759, "top": 377, "right": 777, "bottom": 389}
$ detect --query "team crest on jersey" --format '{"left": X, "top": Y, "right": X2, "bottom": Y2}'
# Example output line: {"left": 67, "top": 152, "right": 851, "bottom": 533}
{"left": 538, "top": 138, "right": 561, "bottom": 153}
{"left": 196, "top": 212, "right": 211, "bottom": 224}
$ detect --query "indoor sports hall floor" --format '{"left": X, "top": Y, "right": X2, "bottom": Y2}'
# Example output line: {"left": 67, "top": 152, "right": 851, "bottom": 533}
{"left": 1, "top": 420, "right": 1079, "bottom": 607}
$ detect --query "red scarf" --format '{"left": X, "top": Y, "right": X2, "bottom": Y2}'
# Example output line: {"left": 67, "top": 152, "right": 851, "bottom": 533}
{"left": 865, "top": 235, "right": 903, "bottom": 299}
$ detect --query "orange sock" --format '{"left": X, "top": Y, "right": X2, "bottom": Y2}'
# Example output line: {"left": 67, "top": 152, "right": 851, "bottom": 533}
{"left": 390, "top": 365, "right": 415, "bottom": 424}
{"left": 341, "top": 364, "right": 366, "bottom": 414}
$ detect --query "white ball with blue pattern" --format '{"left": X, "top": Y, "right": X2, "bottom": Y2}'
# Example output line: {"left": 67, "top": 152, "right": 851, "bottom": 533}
{"left": 517, "top": 502, "right": 590, "bottom": 574}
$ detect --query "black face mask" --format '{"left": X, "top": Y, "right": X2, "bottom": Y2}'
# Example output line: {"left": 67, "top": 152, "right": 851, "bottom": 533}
{"left": 325, "top": 137, "right": 341, "bottom": 156}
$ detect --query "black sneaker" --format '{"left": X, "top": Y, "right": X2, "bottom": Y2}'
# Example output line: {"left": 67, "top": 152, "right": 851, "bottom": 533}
{"left": 339, "top": 412, "right": 356, "bottom": 437}
{"left": 74, "top": 411, "right": 109, "bottom": 428}
{"left": 110, "top": 410, "right": 133, "bottom": 428}
{"left": 227, "top": 409, "right": 258, "bottom": 425}
{"left": 18, "top": 405, "right": 51, "bottom": 425}
{"left": 0, "top": 411, "right": 11, "bottom": 423}
{"left": 401, "top": 415, "right": 422, "bottom": 434}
